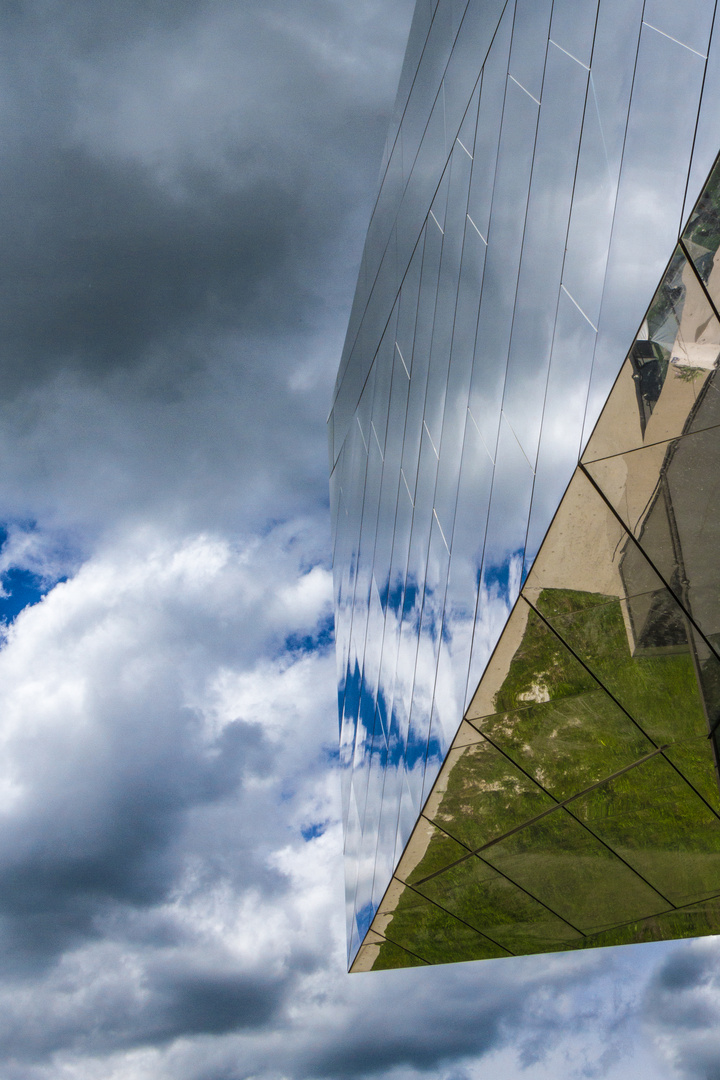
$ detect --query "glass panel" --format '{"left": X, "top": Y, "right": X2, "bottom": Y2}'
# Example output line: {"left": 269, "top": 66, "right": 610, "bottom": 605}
{"left": 582, "top": 22, "right": 706, "bottom": 449}
{"left": 468, "top": 73, "right": 540, "bottom": 444}
{"left": 683, "top": 153, "right": 720, "bottom": 302}
{"left": 482, "top": 807, "right": 670, "bottom": 933}
{"left": 441, "top": 0, "right": 506, "bottom": 136}
{"left": 422, "top": 636, "right": 464, "bottom": 794}
{"left": 523, "top": 287, "right": 597, "bottom": 570}
{"left": 465, "top": 2, "right": 513, "bottom": 245}
{"left": 411, "top": 514, "right": 451, "bottom": 784}
{"left": 432, "top": 215, "right": 487, "bottom": 543}
{"left": 582, "top": 249, "right": 720, "bottom": 462}
{"left": 440, "top": 412, "right": 494, "bottom": 717}
{"left": 394, "top": 96, "right": 448, "bottom": 296}
{"left": 398, "top": 0, "right": 454, "bottom": 175}
{"left": 572, "top": 894, "right": 720, "bottom": 954}
{"left": 399, "top": 228, "right": 440, "bottom": 499}
{"left": 568, "top": 753, "right": 720, "bottom": 907}
{"left": 394, "top": 768, "right": 422, "bottom": 872}
{"left": 422, "top": 145, "right": 473, "bottom": 452}
{"left": 366, "top": 151, "right": 404, "bottom": 294}
{"left": 642, "top": 0, "right": 715, "bottom": 58}
{"left": 561, "top": 0, "right": 644, "bottom": 330}
{"left": 371, "top": 762, "right": 403, "bottom": 913}
{"left": 422, "top": 728, "right": 557, "bottom": 852}
{"left": 477, "top": 413, "right": 534, "bottom": 589}
{"left": 344, "top": 781, "right": 363, "bottom": 958}
{"left": 501, "top": 42, "right": 589, "bottom": 464}
{"left": 415, "top": 852, "right": 583, "bottom": 954}
{"left": 395, "top": 237, "right": 424, "bottom": 380}
{"left": 682, "top": 31, "right": 720, "bottom": 226}
{"left": 381, "top": 884, "right": 510, "bottom": 964}
{"left": 387, "top": 0, "right": 435, "bottom": 152}
{"left": 399, "top": 470, "right": 440, "bottom": 804}
{"left": 548, "top": 0, "right": 598, "bottom": 69}
{"left": 507, "top": 0, "right": 553, "bottom": 104}
{"left": 351, "top": 937, "right": 428, "bottom": 972}
{"left": 471, "top": 603, "right": 655, "bottom": 800}
{"left": 465, "top": 416, "right": 534, "bottom": 711}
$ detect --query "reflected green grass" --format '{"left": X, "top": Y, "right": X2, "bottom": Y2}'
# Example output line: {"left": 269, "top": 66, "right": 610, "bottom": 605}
{"left": 370, "top": 588, "right": 720, "bottom": 968}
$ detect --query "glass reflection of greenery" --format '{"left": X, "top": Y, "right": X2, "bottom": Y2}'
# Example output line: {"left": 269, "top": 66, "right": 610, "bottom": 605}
{"left": 369, "top": 588, "right": 720, "bottom": 968}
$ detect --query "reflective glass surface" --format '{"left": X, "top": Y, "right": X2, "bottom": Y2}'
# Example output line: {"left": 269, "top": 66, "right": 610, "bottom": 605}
{"left": 332, "top": 0, "right": 720, "bottom": 970}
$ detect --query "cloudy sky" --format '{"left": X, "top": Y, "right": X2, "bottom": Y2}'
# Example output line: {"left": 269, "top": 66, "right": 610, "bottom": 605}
{"left": 0, "top": 1, "right": 718, "bottom": 1077}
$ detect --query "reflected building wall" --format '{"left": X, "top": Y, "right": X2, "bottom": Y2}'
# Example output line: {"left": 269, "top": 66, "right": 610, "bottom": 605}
{"left": 330, "top": 0, "right": 720, "bottom": 969}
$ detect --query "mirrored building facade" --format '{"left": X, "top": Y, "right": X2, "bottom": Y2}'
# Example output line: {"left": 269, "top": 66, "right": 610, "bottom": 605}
{"left": 329, "top": 0, "right": 720, "bottom": 970}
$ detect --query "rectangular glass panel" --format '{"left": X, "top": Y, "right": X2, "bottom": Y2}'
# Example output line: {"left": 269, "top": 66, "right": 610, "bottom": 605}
{"left": 416, "top": 851, "right": 583, "bottom": 954}
{"left": 465, "top": 2, "right": 513, "bottom": 243}
{"left": 561, "top": 0, "right": 643, "bottom": 328}
{"left": 568, "top": 753, "right": 720, "bottom": 907}
{"left": 643, "top": 0, "right": 715, "bottom": 57}
{"left": 523, "top": 288, "right": 597, "bottom": 569}
{"left": 422, "top": 731, "right": 557, "bottom": 851}
{"left": 482, "top": 807, "right": 670, "bottom": 932}
{"left": 548, "top": 0, "right": 598, "bottom": 68}
{"left": 507, "top": 0, "right": 552, "bottom": 104}
{"left": 583, "top": 22, "right": 706, "bottom": 448}
{"left": 583, "top": 248, "right": 720, "bottom": 462}
{"left": 682, "top": 31, "right": 720, "bottom": 225}
{"left": 381, "top": 884, "right": 510, "bottom": 964}
{"left": 501, "top": 42, "right": 589, "bottom": 462}
{"left": 441, "top": 0, "right": 506, "bottom": 134}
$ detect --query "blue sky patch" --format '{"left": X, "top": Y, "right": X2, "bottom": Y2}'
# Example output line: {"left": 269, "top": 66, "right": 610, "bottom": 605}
{"left": 0, "top": 526, "right": 65, "bottom": 626}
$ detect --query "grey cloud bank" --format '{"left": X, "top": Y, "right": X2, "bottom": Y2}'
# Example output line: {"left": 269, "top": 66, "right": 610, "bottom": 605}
{"left": 0, "top": 1, "right": 716, "bottom": 1078}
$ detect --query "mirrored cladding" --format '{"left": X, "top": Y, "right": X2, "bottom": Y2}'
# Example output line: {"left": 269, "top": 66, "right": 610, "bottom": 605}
{"left": 421, "top": 729, "right": 557, "bottom": 852}
{"left": 350, "top": 936, "right": 429, "bottom": 972}
{"left": 548, "top": 0, "right": 598, "bottom": 69}
{"left": 567, "top": 752, "right": 720, "bottom": 908}
{"left": 684, "top": 154, "right": 720, "bottom": 292}
{"left": 500, "top": 37, "right": 589, "bottom": 461}
{"left": 481, "top": 808, "right": 670, "bottom": 933}
{"left": 582, "top": 371, "right": 720, "bottom": 652}
{"left": 582, "top": 247, "right": 720, "bottom": 463}
{"left": 474, "top": 695, "right": 654, "bottom": 801}
{"left": 522, "top": 469, "right": 720, "bottom": 751}
{"left": 573, "top": 895, "right": 720, "bottom": 953}
{"left": 507, "top": 0, "right": 552, "bottom": 104}
{"left": 414, "top": 853, "right": 583, "bottom": 955}
{"left": 334, "top": 0, "right": 720, "bottom": 970}
{"left": 395, "top": 806, "right": 472, "bottom": 885}
{"left": 642, "top": 0, "right": 716, "bottom": 60}
{"left": 581, "top": 16, "right": 707, "bottom": 452}
{"left": 377, "top": 883, "right": 512, "bottom": 965}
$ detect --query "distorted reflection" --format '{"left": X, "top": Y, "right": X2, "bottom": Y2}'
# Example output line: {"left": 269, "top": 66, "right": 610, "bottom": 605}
{"left": 334, "top": 0, "right": 720, "bottom": 970}
{"left": 353, "top": 155, "right": 720, "bottom": 966}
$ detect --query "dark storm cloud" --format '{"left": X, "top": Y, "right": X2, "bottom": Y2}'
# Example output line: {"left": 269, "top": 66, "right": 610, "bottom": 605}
{"left": 0, "top": 964, "right": 295, "bottom": 1062}
{"left": 635, "top": 942, "right": 720, "bottom": 1080}
{"left": 0, "top": 148, "right": 311, "bottom": 388}
{"left": 294, "top": 958, "right": 615, "bottom": 1080}
{"left": 0, "top": 712, "right": 273, "bottom": 966}
{"left": 0, "top": 0, "right": 412, "bottom": 543}
{"left": 0, "top": 0, "right": 399, "bottom": 393}
{"left": 645, "top": 945, "right": 720, "bottom": 1031}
